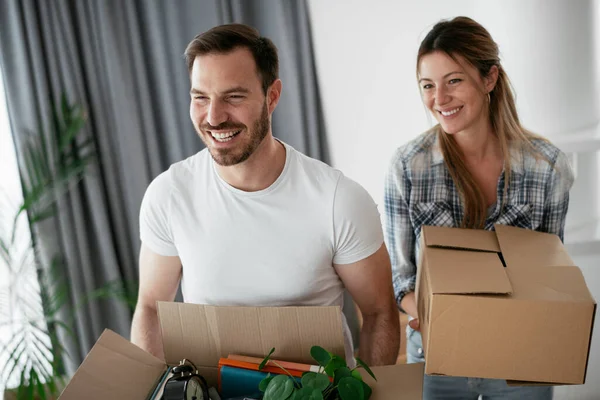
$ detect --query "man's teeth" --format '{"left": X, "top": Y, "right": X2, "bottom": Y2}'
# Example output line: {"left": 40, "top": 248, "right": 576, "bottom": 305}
{"left": 211, "top": 130, "right": 240, "bottom": 142}
{"left": 440, "top": 107, "right": 461, "bottom": 116}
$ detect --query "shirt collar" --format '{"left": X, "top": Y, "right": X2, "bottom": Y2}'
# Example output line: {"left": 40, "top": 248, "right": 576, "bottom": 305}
{"left": 430, "top": 132, "right": 525, "bottom": 175}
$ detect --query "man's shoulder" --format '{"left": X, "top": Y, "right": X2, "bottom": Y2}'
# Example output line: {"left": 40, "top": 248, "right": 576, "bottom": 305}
{"left": 168, "top": 148, "right": 210, "bottom": 177}
{"left": 286, "top": 143, "right": 343, "bottom": 184}
{"left": 146, "top": 149, "right": 209, "bottom": 195}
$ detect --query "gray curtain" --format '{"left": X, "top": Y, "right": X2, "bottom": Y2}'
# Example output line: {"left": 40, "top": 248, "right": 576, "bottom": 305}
{"left": 0, "top": 0, "right": 333, "bottom": 371}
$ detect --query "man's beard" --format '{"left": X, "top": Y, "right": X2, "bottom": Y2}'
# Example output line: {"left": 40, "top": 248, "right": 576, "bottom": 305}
{"left": 201, "top": 102, "right": 270, "bottom": 167}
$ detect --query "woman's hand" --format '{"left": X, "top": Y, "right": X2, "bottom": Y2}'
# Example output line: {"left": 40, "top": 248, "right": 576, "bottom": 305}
{"left": 408, "top": 318, "right": 420, "bottom": 331}
{"left": 400, "top": 292, "right": 420, "bottom": 331}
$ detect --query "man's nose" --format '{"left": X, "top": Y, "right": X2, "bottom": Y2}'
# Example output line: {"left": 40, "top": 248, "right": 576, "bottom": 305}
{"left": 206, "top": 100, "right": 228, "bottom": 127}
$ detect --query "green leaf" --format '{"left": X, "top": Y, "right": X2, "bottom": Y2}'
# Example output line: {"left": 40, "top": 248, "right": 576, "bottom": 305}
{"left": 294, "top": 386, "right": 324, "bottom": 400}
{"left": 300, "top": 372, "right": 330, "bottom": 391}
{"left": 310, "top": 346, "right": 332, "bottom": 367}
{"left": 263, "top": 374, "right": 295, "bottom": 400}
{"left": 324, "top": 355, "right": 347, "bottom": 377}
{"left": 334, "top": 366, "right": 352, "bottom": 385}
{"left": 259, "top": 347, "right": 276, "bottom": 370}
{"left": 355, "top": 357, "right": 377, "bottom": 381}
{"left": 351, "top": 369, "right": 363, "bottom": 381}
{"left": 338, "top": 376, "right": 364, "bottom": 400}
{"left": 259, "top": 373, "right": 273, "bottom": 392}
{"left": 360, "top": 380, "right": 372, "bottom": 400}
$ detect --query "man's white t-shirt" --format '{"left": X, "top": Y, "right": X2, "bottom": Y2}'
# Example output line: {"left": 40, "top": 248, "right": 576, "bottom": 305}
{"left": 139, "top": 141, "right": 384, "bottom": 361}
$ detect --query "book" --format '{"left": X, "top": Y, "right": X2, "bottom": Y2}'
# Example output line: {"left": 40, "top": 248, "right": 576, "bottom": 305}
{"left": 219, "top": 365, "right": 301, "bottom": 400}
{"left": 227, "top": 354, "right": 321, "bottom": 373}
{"left": 218, "top": 358, "right": 306, "bottom": 378}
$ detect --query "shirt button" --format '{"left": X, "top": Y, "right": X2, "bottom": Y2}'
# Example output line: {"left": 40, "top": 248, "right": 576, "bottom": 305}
{"left": 417, "top": 347, "right": 423, "bottom": 355}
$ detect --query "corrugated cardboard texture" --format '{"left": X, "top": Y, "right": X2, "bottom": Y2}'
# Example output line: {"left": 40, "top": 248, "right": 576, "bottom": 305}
{"left": 422, "top": 225, "right": 500, "bottom": 252}
{"left": 58, "top": 329, "right": 166, "bottom": 400}
{"left": 426, "top": 247, "right": 511, "bottom": 294}
{"left": 59, "top": 306, "right": 424, "bottom": 399}
{"left": 507, "top": 267, "right": 595, "bottom": 301}
{"left": 417, "top": 224, "right": 596, "bottom": 384}
{"left": 157, "top": 302, "right": 345, "bottom": 386}
{"left": 425, "top": 295, "right": 594, "bottom": 383}
{"left": 495, "top": 224, "right": 575, "bottom": 269}
{"left": 362, "top": 363, "right": 424, "bottom": 400}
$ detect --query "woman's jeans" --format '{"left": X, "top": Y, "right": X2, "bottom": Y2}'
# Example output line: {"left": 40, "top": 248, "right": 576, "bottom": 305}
{"left": 406, "top": 326, "right": 553, "bottom": 400}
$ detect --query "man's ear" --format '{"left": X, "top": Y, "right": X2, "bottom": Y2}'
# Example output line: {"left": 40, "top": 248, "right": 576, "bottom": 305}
{"left": 485, "top": 65, "right": 499, "bottom": 93}
{"left": 267, "top": 79, "right": 282, "bottom": 113}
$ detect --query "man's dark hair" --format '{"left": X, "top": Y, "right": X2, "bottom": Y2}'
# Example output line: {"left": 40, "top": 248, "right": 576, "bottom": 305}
{"left": 184, "top": 23, "right": 279, "bottom": 94}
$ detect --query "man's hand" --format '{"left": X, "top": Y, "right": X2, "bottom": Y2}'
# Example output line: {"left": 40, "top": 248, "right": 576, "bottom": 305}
{"left": 335, "top": 244, "right": 400, "bottom": 366}
{"left": 131, "top": 244, "right": 182, "bottom": 359}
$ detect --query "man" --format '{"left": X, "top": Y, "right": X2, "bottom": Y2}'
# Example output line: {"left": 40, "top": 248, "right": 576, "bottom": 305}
{"left": 131, "top": 23, "right": 399, "bottom": 366}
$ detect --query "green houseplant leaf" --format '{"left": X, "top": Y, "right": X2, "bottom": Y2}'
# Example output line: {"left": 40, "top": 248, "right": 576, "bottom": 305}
{"left": 310, "top": 345, "right": 332, "bottom": 367}
{"left": 337, "top": 376, "right": 364, "bottom": 400}
{"left": 333, "top": 366, "right": 352, "bottom": 385}
{"left": 259, "top": 373, "right": 273, "bottom": 391}
{"left": 324, "top": 355, "right": 346, "bottom": 378}
{"left": 355, "top": 357, "right": 377, "bottom": 381}
{"left": 300, "top": 371, "right": 330, "bottom": 391}
{"left": 259, "top": 347, "right": 276, "bottom": 370}
{"left": 262, "top": 374, "right": 295, "bottom": 400}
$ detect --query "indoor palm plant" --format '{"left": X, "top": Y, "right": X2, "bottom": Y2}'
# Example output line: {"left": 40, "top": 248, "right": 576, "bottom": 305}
{"left": 0, "top": 94, "right": 101, "bottom": 400}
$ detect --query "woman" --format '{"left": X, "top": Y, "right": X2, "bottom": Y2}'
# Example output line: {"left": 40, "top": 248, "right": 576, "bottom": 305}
{"left": 384, "top": 16, "right": 573, "bottom": 400}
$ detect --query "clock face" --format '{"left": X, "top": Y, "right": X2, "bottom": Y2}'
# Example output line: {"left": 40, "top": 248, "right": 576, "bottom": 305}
{"left": 186, "top": 377, "right": 205, "bottom": 400}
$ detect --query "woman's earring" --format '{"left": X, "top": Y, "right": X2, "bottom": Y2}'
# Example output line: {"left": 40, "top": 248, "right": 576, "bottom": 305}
{"left": 487, "top": 92, "right": 491, "bottom": 105}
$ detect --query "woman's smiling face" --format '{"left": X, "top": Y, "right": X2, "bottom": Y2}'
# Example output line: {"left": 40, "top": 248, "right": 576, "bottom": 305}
{"left": 418, "top": 51, "right": 493, "bottom": 136}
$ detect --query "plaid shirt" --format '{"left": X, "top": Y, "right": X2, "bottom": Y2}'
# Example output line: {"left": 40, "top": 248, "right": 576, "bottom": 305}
{"left": 383, "top": 128, "right": 575, "bottom": 312}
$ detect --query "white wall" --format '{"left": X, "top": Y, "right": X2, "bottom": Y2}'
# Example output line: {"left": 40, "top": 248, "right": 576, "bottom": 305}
{"left": 308, "top": 1, "right": 600, "bottom": 398}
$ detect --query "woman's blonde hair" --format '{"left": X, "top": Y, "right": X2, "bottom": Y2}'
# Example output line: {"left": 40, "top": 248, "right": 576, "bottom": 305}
{"left": 417, "top": 16, "right": 544, "bottom": 228}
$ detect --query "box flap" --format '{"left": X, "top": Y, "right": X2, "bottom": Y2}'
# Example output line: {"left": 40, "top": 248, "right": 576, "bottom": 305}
{"left": 157, "top": 302, "right": 345, "bottom": 371}
{"left": 426, "top": 247, "right": 512, "bottom": 294}
{"left": 495, "top": 224, "right": 576, "bottom": 269}
{"left": 362, "top": 363, "right": 424, "bottom": 400}
{"left": 507, "top": 267, "right": 596, "bottom": 302}
{"left": 422, "top": 225, "right": 501, "bottom": 252}
{"left": 58, "top": 329, "right": 165, "bottom": 400}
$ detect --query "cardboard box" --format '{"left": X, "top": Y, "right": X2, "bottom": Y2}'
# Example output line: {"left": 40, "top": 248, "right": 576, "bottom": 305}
{"left": 416, "top": 224, "right": 596, "bottom": 385}
{"left": 58, "top": 303, "right": 424, "bottom": 399}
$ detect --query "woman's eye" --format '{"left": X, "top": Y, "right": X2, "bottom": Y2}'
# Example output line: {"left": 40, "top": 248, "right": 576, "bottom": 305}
{"left": 449, "top": 78, "right": 462, "bottom": 84}
{"left": 422, "top": 84, "right": 433, "bottom": 90}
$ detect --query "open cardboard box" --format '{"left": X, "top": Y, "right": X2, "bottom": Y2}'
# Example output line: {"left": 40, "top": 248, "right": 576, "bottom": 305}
{"left": 416, "top": 224, "right": 597, "bottom": 385}
{"left": 58, "top": 303, "right": 424, "bottom": 399}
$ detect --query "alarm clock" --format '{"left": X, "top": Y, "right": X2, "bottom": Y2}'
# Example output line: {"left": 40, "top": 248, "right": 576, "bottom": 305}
{"left": 162, "top": 359, "right": 210, "bottom": 400}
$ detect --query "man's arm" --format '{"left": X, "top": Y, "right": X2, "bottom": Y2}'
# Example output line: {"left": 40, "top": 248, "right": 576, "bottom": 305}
{"left": 131, "top": 243, "right": 182, "bottom": 359}
{"left": 335, "top": 243, "right": 400, "bottom": 366}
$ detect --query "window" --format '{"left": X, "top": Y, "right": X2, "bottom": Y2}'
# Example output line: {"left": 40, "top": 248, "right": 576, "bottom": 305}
{"left": 0, "top": 66, "right": 50, "bottom": 391}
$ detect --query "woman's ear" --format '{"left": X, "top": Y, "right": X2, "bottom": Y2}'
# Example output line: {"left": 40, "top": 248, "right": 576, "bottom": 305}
{"left": 485, "top": 65, "right": 499, "bottom": 93}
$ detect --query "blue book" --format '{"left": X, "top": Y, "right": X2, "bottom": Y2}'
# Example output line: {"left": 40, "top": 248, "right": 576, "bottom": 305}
{"left": 219, "top": 365, "right": 301, "bottom": 400}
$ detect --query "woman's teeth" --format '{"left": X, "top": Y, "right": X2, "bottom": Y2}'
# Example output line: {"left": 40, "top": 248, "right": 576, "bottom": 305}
{"left": 440, "top": 107, "right": 461, "bottom": 116}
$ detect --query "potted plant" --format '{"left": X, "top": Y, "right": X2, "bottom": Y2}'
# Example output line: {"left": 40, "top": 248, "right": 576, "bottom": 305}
{"left": 258, "top": 346, "right": 376, "bottom": 400}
